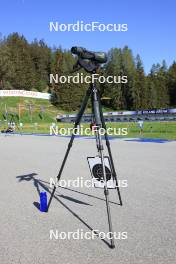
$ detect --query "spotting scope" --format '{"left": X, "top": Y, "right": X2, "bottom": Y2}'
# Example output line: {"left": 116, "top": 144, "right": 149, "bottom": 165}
{"left": 71, "top": 47, "right": 107, "bottom": 64}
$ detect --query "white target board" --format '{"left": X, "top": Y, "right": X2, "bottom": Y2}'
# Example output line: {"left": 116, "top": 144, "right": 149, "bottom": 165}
{"left": 87, "top": 156, "right": 116, "bottom": 189}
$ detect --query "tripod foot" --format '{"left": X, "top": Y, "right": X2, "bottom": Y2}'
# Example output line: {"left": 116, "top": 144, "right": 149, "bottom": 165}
{"left": 110, "top": 244, "right": 115, "bottom": 249}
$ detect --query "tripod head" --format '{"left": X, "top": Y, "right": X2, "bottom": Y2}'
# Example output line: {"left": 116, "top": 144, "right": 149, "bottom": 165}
{"left": 71, "top": 46, "right": 107, "bottom": 73}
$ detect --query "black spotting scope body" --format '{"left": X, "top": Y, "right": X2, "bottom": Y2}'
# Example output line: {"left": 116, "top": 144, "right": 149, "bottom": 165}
{"left": 71, "top": 47, "right": 107, "bottom": 64}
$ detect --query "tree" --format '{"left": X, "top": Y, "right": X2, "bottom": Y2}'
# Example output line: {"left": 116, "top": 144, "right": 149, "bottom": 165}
{"left": 148, "top": 62, "right": 169, "bottom": 108}
{"left": 102, "top": 48, "right": 124, "bottom": 110}
{"left": 0, "top": 38, "right": 14, "bottom": 89}
{"left": 168, "top": 62, "right": 176, "bottom": 106}
{"left": 4, "top": 33, "right": 35, "bottom": 90}
{"left": 132, "top": 54, "right": 147, "bottom": 109}
{"left": 30, "top": 39, "right": 52, "bottom": 91}
{"left": 102, "top": 46, "right": 136, "bottom": 110}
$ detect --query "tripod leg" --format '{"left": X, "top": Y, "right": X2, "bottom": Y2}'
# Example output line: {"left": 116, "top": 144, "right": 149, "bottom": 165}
{"left": 98, "top": 133, "right": 115, "bottom": 248}
{"left": 47, "top": 86, "right": 92, "bottom": 211}
{"left": 91, "top": 86, "right": 115, "bottom": 248}
{"left": 98, "top": 97, "right": 123, "bottom": 206}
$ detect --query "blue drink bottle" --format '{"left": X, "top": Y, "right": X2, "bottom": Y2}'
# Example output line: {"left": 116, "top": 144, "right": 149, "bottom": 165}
{"left": 40, "top": 192, "right": 48, "bottom": 212}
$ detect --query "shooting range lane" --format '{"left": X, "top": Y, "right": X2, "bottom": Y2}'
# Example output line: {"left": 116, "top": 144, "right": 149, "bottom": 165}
{"left": 0, "top": 135, "right": 175, "bottom": 264}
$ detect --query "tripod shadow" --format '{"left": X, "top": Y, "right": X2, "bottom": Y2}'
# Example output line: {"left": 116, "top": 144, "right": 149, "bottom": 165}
{"left": 16, "top": 173, "right": 92, "bottom": 206}
{"left": 16, "top": 173, "right": 115, "bottom": 248}
{"left": 59, "top": 186, "right": 121, "bottom": 206}
{"left": 16, "top": 174, "right": 121, "bottom": 206}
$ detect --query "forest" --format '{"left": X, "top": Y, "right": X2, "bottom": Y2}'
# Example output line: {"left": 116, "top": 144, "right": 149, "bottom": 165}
{"left": 0, "top": 32, "right": 176, "bottom": 111}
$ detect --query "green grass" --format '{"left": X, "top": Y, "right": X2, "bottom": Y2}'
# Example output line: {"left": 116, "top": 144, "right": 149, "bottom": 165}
{"left": 109, "top": 121, "right": 176, "bottom": 140}
{"left": 1, "top": 121, "right": 175, "bottom": 140}
{"left": 0, "top": 96, "right": 176, "bottom": 139}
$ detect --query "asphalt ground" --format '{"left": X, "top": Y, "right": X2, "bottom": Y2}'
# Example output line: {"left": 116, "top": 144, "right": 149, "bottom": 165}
{"left": 0, "top": 134, "right": 176, "bottom": 264}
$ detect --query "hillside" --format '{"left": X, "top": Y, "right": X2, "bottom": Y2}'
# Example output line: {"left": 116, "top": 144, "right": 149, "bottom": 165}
{"left": 0, "top": 97, "right": 58, "bottom": 124}
{"left": 0, "top": 96, "right": 116, "bottom": 124}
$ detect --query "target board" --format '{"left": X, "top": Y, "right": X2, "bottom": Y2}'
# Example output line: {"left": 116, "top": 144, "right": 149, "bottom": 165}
{"left": 87, "top": 156, "right": 116, "bottom": 189}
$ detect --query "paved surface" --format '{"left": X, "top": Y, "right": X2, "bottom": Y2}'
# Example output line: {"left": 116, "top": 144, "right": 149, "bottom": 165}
{"left": 0, "top": 134, "right": 176, "bottom": 264}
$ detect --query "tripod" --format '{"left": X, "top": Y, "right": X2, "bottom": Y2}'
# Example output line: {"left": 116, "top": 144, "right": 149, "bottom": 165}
{"left": 48, "top": 47, "right": 123, "bottom": 249}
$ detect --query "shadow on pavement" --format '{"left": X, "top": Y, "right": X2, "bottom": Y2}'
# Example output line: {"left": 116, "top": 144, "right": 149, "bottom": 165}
{"left": 16, "top": 173, "right": 120, "bottom": 248}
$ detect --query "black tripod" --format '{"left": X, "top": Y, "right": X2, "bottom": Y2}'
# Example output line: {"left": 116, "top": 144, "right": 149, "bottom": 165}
{"left": 48, "top": 47, "right": 122, "bottom": 249}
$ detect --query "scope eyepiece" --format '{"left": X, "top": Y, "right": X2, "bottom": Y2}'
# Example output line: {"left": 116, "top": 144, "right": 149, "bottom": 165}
{"left": 71, "top": 47, "right": 86, "bottom": 55}
{"left": 71, "top": 46, "right": 107, "bottom": 64}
